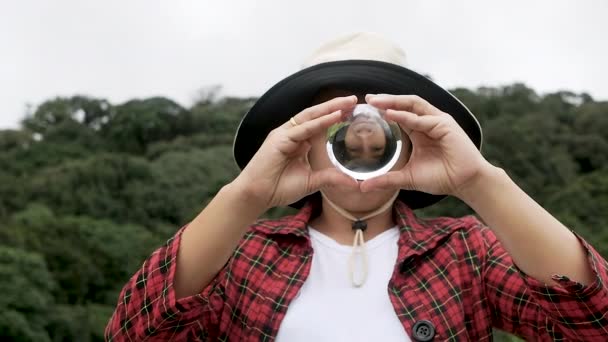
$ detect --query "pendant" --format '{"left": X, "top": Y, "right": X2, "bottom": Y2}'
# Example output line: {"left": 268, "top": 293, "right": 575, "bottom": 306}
{"left": 352, "top": 220, "right": 367, "bottom": 231}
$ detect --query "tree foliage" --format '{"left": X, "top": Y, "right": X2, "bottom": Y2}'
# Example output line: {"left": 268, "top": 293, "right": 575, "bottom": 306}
{"left": 1, "top": 86, "right": 607, "bottom": 341}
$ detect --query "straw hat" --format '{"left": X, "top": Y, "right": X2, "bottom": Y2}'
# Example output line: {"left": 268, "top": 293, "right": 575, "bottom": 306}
{"left": 233, "top": 32, "right": 482, "bottom": 209}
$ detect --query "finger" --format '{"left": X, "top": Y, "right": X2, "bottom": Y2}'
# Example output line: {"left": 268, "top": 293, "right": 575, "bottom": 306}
{"left": 360, "top": 171, "right": 415, "bottom": 193}
{"left": 280, "top": 95, "right": 357, "bottom": 129}
{"left": 308, "top": 168, "right": 359, "bottom": 192}
{"left": 365, "top": 94, "right": 443, "bottom": 116}
{"left": 291, "top": 140, "right": 311, "bottom": 157}
{"left": 385, "top": 109, "right": 450, "bottom": 140}
{"left": 285, "top": 110, "right": 343, "bottom": 142}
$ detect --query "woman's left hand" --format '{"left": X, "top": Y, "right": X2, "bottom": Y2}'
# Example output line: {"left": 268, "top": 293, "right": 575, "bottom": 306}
{"left": 360, "top": 94, "right": 493, "bottom": 197}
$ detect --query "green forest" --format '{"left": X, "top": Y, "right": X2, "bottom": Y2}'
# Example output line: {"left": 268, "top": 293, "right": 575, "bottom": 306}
{"left": 1, "top": 84, "right": 607, "bottom": 341}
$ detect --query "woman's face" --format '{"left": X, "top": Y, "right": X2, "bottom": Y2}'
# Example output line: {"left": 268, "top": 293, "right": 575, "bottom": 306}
{"left": 308, "top": 88, "right": 412, "bottom": 213}
{"left": 343, "top": 113, "right": 387, "bottom": 170}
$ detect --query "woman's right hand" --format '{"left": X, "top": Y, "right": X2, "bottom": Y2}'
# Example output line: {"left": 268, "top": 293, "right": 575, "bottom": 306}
{"left": 234, "top": 96, "right": 360, "bottom": 209}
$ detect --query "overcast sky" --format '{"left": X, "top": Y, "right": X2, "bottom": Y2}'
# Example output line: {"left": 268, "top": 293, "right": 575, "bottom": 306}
{"left": 1, "top": 0, "right": 607, "bottom": 129}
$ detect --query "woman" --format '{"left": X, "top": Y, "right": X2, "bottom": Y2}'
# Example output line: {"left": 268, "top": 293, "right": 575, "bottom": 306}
{"left": 105, "top": 33, "right": 608, "bottom": 341}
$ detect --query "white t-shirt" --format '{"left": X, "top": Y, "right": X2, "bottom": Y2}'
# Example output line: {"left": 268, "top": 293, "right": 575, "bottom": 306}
{"left": 275, "top": 226, "right": 412, "bottom": 342}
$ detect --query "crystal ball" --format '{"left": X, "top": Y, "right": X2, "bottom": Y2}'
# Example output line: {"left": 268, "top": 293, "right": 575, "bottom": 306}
{"left": 326, "top": 104, "right": 403, "bottom": 180}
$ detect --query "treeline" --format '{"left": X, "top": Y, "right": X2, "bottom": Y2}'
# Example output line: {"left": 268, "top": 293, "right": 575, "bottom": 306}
{"left": 0, "top": 84, "right": 606, "bottom": 341}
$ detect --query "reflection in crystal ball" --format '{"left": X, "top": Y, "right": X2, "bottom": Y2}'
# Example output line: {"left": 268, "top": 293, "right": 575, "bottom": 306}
{"left": 326, "top": 104, "right": 402, "bottom": 180}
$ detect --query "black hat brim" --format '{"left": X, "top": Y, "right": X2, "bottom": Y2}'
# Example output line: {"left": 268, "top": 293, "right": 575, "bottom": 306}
{"left": 233, "top": 60, "right": 482, "bottom": 209}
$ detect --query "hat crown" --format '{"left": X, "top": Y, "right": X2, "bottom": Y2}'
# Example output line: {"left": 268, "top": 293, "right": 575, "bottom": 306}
{"left": 302, "top": 32, "right": 407, "bottom": 69}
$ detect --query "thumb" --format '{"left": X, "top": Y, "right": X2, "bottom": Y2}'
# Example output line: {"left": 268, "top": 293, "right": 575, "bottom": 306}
{"left": 308, "top": 168, "right": 359, "bottom": 193}
{"left": 360, "top": 170, "right": 416, "bottom": 193}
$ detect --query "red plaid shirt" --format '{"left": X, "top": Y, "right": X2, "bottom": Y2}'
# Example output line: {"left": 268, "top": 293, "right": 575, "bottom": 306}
{"left": 106, "top": 200, "right": 608, "bottom": 341}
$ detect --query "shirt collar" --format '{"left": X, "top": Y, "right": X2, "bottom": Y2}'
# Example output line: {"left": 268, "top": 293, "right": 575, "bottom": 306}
{"left": 250, "top": 200, "right": 317, "bottom": 238}
{"left": 251, "top": 198, "right": 463, "bottom": 259}
{"left": 393, "top": 200, "right": 465, "bottom": 262}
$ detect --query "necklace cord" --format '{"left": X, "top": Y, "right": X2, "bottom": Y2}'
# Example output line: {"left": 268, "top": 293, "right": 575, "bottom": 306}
{"left": 320, "top": 190, "right": 399, "bottom": 287}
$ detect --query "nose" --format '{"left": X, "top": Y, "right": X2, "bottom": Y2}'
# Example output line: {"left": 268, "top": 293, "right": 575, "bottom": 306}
{"left": 358, "top": 138, "right": 374, "bottom": 153}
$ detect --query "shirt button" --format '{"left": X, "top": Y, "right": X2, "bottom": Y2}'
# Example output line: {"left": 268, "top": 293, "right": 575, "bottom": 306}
{"left": 412, "top": 320, "right": 435, "bottom": 341}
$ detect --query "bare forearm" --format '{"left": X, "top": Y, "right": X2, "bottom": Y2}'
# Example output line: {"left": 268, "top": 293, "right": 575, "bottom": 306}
{"left": 458, "top": 165, "right": 594, "bottom": 285}
{"left": 174, "top": 180, "right": 267, "bottom": 298}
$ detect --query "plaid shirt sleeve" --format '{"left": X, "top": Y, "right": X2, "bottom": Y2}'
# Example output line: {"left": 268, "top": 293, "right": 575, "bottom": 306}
{"left": 104, "top": 226, "right": 226, "bottom": 341}
{"left": 478, "top": 222, "right": 608, "bottom": 340}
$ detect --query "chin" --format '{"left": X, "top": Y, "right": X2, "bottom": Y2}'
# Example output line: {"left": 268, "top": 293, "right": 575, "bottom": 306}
{"left": 322, "top": 187, "right": 396, "bottom": 214}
